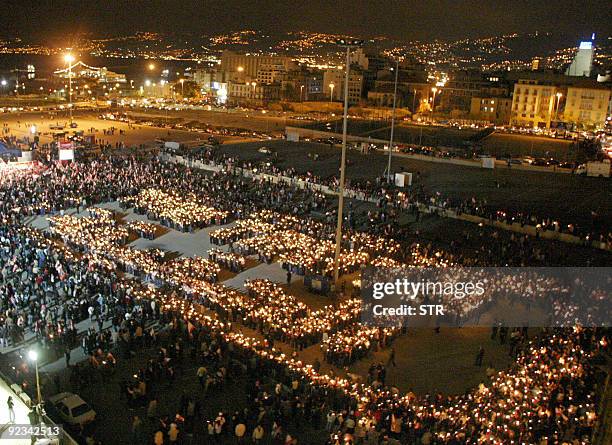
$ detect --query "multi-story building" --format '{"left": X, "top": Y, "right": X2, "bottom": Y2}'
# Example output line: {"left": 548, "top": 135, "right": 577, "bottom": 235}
{"left": 220, "top": 51, "right": 296, "bottom": 78}
{"left": 369, "top": 66, "right": 430, "bottom": 111}
{"left": 323, "top": 69, "right": 364, "bottom": 105}
{"left": 566, "top": 40, "right": 594, "bottom": 77}
{"left": 192, "top": 69, "right": 215, "bottom": 90}
{"left": 281, "top": 68, "right": 323, "bottom": 101}
{"left": 367, "top": 85, "right": 398, "bottom": 107}
{"left": 439, "top": 70, "right": 490, "bottom": 113}
{"left": 302, "top": 71, "right": 323, "bottom": 99}
{"left": 227, "top": 81, "right": 280, "bottom": 103}
{"left": 470, "top": 97, "right": 513, "bottom": 124}
{"left": 510, "top": 80, "right": 560, "bottom": 128}
{"left": 349, "top": 48, "right": 370, "bottom": 70}
{"left": 563, "top": 86, "right": 610, "bottom": 129}
{"left": 361, "top": 50, "right": 393, "bottom": 93}
{"left": 510, "top": 72, "right": 611, "bottom": 129}
{"left": 256, "top": 64, "right": 287, "bottom": 85}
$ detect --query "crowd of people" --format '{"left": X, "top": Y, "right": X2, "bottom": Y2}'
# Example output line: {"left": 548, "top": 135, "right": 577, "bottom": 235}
{"left": 209, "top": 209, "right": 400, "bottom": 277}
{"left": 122, "top": 188, "right": 229, "bottom": 232}
{"left": 0, "top": 148, "right": 608, "bottom": 445}
{"left": 161, "top": 293, "right": 607, "bottom": 445}
{"left": 126, "top": 220, "right": 158, "bottom": 240}
{"left": 208, "top": 248, "right": 247, "bottom": 273}
{"left": 321, "top": 326, "right": 399, "bottom": 366}
{"left": 243, "top": 279, "right": 363, "bottom": 348}
{"left": 362, "top": 265, "right": 611, "bottom": 327}
{"left": 170, "top": 144, "right": 612, "bottom": 249}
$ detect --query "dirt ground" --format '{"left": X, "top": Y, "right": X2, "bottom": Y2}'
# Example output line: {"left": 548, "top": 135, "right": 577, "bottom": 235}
{"left": 214, "top": 140, "right": 612, "bottom": 228}
{"left": 299, "top": 118, "right": 576, "bottom": 159}
{"left": 1, "top": 110, "right": 252, "bottom": 147}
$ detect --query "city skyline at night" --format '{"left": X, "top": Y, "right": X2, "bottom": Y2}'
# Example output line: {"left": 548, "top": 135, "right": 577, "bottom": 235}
{"left": 0, "top": 0, "right": 610, "bottom": 43}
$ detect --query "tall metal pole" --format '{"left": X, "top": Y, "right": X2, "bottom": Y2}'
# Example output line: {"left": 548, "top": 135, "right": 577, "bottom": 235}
{"left": 35, "top": 359, "right": 41, "bottom": 406}
{"left": 386, "top": 59, "right": 399, "bottom": 183}
{"left": 332, "top": 45, "right": 352, "bottom": 284}
{"left": 430, "top": 88, "right": 438, "bottom": 121}
{"left": 68, "top": 62, "right": 73, "bottom": 124}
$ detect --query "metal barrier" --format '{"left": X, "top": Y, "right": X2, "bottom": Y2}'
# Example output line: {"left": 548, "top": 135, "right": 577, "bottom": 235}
{"left": 593, "top": 371, "right": 611, "bottom": 445}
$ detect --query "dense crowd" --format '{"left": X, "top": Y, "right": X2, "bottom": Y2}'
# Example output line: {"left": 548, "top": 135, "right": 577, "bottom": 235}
{"left": 362, "top": 265, "right": 611, "bottom": 327}
{"left": 210, "top": 210, "right": 400, "bottom": 277}
{"left": 122, "top": 188, "right": 228, "bottom": 232}
{"left": 208, "top": 248, "right": 247, "bottom": 272}
{"left": 0, "top": 152, "right": 609, "bottom": 445}
{"left": 126, "top": 220, "right": 158, "bottom": 240}
{"left": 322, "top": 326, "right": 399, "bottom": 366}
{"left": 161, "top": 291, "right": 607, "bottom": 445}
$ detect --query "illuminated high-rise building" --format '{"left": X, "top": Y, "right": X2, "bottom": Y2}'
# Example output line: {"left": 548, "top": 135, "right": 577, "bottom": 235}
{"left": 566, "top": 39, "right": 594, "bottom": 77}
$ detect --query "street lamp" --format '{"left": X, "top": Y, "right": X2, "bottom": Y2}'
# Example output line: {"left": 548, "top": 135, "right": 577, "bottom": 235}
{"left": 331, "top": 38, "right": 363, "bottom": 285}
{"left": 430, "top": 87, "right": 438, "bottom": 117}
{"left": 28, "top": 350, "right": 42, "bottom": 407}
{"left": 148, "top": 62, "right": 155, "bottom": 71}
{"left": 554, "top": 92, "right": 563, "bottom": 121}
{"left": 300, "top": 85, "right": 304, "bottom": 102}
{"left": 180, "top": 78, "right": 185, "bottom": 97}
{"left": 64, "top": 54, "right": 75, "bottom": 124}
{"left": 329, "top": 83, "right": 335, "bottom": 102}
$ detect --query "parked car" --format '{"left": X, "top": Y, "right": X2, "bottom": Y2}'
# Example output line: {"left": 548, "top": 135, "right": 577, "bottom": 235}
{"left": 48, "top": 392, "right": 96, "bottom": 426}
{"left": 258, "top": 146, "right": 273, "bottom": 154}
{"left": 574, "top": 164, "right": 587, "bottom": 175}
{"left": 558, "top": 162, "right": 576, "bottom": 169}
{"left": 522, "top": 156, "right": 535, "bottom": 165}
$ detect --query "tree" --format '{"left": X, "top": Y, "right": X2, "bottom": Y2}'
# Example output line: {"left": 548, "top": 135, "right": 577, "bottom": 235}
{"left": 281, "top": 84, "right": 299, "bottom": 102}
{"left": 176, "top": 80, "right": 199, "bottom": 98}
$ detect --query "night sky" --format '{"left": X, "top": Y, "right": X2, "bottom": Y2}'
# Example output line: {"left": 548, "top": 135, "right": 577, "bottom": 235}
{"left": 0, "top": 0, "right": 609, "bottom": 42}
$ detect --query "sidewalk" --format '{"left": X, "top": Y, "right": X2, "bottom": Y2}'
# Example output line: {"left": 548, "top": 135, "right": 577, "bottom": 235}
{"left": 0, "top": 373, "right": 39, "bottom": 445}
